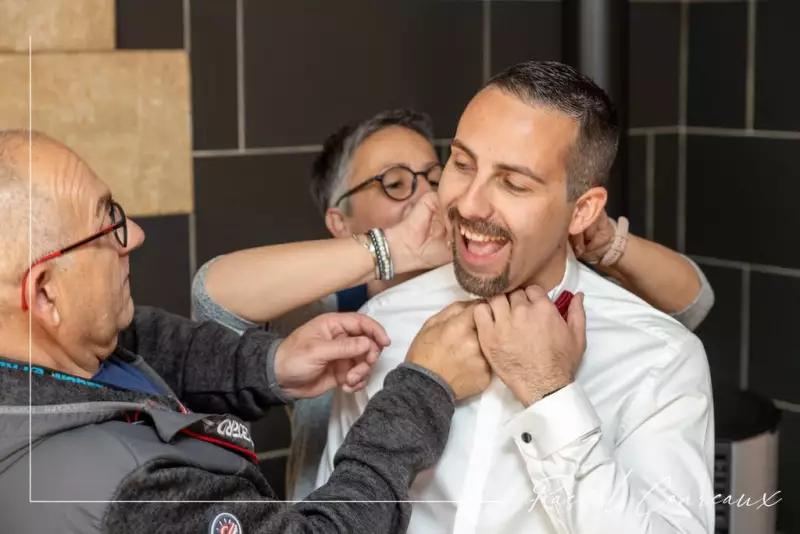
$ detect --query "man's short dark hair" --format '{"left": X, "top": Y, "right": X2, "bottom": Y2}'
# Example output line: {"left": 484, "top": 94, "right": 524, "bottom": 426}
{"left": 310, "top": 109, "right": 435, "bottom": 216}
{"left": 487, "top": 61, "right": 619, "bottom": 200}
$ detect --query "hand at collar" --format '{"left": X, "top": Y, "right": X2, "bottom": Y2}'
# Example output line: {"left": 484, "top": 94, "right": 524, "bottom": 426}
{"left": 473, "top": 285, "right": 587, "bottom": 407}
{"left": 272, "top": 312, "right": 391, "bottom": 399}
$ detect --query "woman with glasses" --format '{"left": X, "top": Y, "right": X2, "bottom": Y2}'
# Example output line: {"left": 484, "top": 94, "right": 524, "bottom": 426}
{"left": 191, "top": 108, "right": 715, "bottom": 501}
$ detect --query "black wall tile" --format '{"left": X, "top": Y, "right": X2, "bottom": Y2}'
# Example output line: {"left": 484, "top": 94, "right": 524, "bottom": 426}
{"left": 692, "top": 264, "right": 741, "bottom": 388}
{"left": 755, "top": 0, "right": 800, "bottom": 131}
{"left": 129, "top": 214, "right": 191, "bottom": 317}
{"left": 749, "top": 272, "right": 800, "bottom": 403}
{"left": 260, "top": 455, "right": 288, "bottom": 500}
{"left": 439, "top": 143, "right": 451, "bottom": 168}
{"left": 490, "top": 1, "right": 561, "bottom": 75}
{"left": 685, "top": 136, "right": 800, "bottom": 268}
{"left": 626, "top": 135, "right": 647, "bottom": 238}
{"left": 653, "top": 135, "right": 678, "bottom": 250}
{"left": 194, "top": 153, "right": 328, "bottom": 266}
{"left": 190, "top": 0, "right": 239, "bottom": 150}
{"left": 243, "top": 0, "right": 482, "bottom": 146}
{"left": 687, "top": 3, "right": 747, "bottom": 128}
{"left": 628, "top": 3, "right": 680, "bottom": 127}
{"left": 116, "top": 0, "right": 184, "bottom": 49}
{"left": 250, "top": 408, "right": 291, "bottom": 453}
{"left": 777, "top": 411, "right": 800, "bottom": 533}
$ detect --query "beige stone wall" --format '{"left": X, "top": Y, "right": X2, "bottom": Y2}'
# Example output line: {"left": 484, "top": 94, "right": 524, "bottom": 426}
{"left": 0, "top": 51, "right": 193, "bottom": 216}
{"left": 0, "top": 0, "right": 115, "bottom": 52}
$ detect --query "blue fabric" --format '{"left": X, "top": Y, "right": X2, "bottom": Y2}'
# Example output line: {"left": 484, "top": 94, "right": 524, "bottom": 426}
{"left": 336, "top": 284, "right": 369, "bottom": 312}
{"left": 93, "top": 355, "right": 165, "bottom": 396}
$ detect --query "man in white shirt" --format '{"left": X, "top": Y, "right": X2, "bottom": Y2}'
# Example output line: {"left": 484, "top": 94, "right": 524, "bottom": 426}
{"left": 317, "top": 60, "right": 714, "bottom": 534}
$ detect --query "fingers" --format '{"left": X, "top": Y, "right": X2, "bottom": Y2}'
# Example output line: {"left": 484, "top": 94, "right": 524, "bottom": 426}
{"left": 333, "top": 358, "right": 350, "bottom": 387}
{"left": 508, "top": 289, "right": 529, "bottom": 310}
{"left": 345, "top": 360, "right": 372, "bottom": 387}
{"left": 567, "top": 292, "right": 587, "bottom": 351}
{"left": 583, "top": 218, "right": 600, "bottom": 240}
{"left": 405, "top": 192, "right": 438, "bottom": 228}
{"left": 523, "top": 285, "right": 548, "bottom": 304}
{"left": 487, "top": 293, "right": 510, "bottom": 323}
{"left": 570, "top": 231, "right": 586, "bottom": 258}
{"left": 313, "top": 335, "right": 378, "bottom": 364}
{"left": 473, "top": 302, "right": 493, "bottom": 338}
{"left": 343, "top": 380, "right": 368, "bottom": 394}
{"left": 418, "top": 191, "right": 439, "bottom": 211}
{"left": 326, "top": 313, "right": 391, "bottom": 348}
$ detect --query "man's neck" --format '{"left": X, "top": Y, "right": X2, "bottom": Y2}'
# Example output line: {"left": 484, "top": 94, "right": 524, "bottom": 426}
{"left": 0, "top": 326, "right": 99, "bottom": 379}
{"left": 520, "top": 245, "right": 570, "bottom": 297}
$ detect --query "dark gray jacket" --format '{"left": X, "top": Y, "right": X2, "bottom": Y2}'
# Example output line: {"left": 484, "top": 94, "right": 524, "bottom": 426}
{"left": 0, "top": 306, "right": 454, "bottom": 533}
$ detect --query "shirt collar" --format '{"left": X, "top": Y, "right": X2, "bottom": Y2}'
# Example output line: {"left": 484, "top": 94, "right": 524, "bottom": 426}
{"left": 546, "top": 246, "right": 581, "bottom": 302}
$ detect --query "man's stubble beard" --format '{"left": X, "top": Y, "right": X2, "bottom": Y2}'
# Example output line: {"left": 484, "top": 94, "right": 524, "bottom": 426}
{"left": 451, "top": 233, "right": 511, "bottom": 298}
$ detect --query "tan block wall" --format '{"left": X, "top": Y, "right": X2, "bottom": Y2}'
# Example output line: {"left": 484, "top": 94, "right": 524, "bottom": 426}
{"left": 0, "top": 0, "right": 115, "bottom": 52}
{"left": 0, "top": 51, "right": 193, "bottom": 216}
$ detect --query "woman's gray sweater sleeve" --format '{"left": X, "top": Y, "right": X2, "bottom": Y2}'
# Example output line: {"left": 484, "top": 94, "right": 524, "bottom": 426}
{"left": 669, "top": 256, "right": 715, "bottom": 331}
{"left": 191, "top": 257, "right": 263, "bottom": 336}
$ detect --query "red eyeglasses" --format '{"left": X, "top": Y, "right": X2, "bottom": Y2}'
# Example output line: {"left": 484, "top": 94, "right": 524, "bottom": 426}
{"left": 21, "top": 201, "right": 128, "bottom": 311}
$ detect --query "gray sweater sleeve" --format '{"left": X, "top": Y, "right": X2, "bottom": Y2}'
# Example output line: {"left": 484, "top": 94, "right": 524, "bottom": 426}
{"left": 669, "top": 256, "right": 715, "bottom": 331}
{"left": 103, "top": 366, "right": 455, "bottom": 534}
{"left": 192, "top": 257, "right": 263, "bottom": 335}
{"left": 192, "top": 257, "right": 339, "bottom": 338}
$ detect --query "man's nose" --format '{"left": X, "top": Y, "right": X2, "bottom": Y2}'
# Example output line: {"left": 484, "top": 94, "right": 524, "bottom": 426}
{"left": 456, "top": 176, "right": 493, "bottom": 222}
{"left": 124, "top": 219, "right": 146, "bottom": 252}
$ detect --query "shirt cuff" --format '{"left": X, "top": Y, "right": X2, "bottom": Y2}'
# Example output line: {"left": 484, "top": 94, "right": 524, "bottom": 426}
{"left": 503, "top": 382, "right": 601, "bottom": 459}
{"left": 398, "top": 363, "right": 456, "bottom": 404}
{"left": 265, "top": 338, "right": 295, "bottom": 404}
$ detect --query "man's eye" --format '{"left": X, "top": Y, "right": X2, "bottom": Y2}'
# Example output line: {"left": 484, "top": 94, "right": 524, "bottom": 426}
{"left": 384, "top": 181, "right": 403, "bottom": 189}
{"left": 503, "top": 178, "right": 528, "bottom": 193}
{"left": 454, "top": 161, "right": 471, "bottom": 171}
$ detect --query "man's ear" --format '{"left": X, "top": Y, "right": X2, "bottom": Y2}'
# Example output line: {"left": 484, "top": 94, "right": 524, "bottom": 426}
{"left": 325, "top": 208, "right": 352, "bottom": 238}
{"left": 28, "top": 264, "right": 61, "bottom": 328}
{"left": 568, "top": 187, "right": 608, "bottom": 236}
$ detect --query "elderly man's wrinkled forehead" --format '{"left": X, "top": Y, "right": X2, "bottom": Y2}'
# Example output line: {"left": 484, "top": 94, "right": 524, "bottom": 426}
{"left": 2, "top": 133, "right": 109, "bottom": 222}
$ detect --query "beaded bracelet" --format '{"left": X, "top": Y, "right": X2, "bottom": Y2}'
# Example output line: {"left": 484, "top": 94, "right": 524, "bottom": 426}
{"left": 367, "top": 228, "right": 394, "bottom": 280}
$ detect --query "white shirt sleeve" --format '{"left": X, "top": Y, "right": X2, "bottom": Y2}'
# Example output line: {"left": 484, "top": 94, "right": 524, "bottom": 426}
{"left": 505, "top": 337, "right": 714, "bottom": 534}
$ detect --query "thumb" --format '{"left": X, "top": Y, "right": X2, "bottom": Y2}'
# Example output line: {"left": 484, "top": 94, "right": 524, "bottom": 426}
{"left": 567, "top": 292, "right": 587, "bottom": 351}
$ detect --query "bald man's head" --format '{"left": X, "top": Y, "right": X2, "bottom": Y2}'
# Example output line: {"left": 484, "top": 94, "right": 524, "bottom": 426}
{"left": 0, "top": 130, "right": 70, "bottom": 289}
{"left": 0, "top": 129, "right": 146, "bottom": 375}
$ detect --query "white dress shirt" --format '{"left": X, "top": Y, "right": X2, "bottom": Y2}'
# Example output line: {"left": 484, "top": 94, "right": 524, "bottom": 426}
{"left": 316, "top": 255, "right": 715, "bottom": 534}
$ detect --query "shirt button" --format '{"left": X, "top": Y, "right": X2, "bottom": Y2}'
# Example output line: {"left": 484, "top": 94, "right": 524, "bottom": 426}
{"left": 521, "top": 432, "right": 532, "bottom": 443}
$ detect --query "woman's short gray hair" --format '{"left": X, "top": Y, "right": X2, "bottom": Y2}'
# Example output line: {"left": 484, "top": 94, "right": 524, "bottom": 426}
{"left": 310, "top": 108, "right": 434, "bottom": 216}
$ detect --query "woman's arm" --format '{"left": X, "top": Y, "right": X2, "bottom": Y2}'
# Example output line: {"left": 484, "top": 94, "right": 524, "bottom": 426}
{"left": 597, "top": 235, "right": 714, "bottom": 330}
{"left": 572, "top": 212, "right": 715, "bottom": 330}
{"left": 195, "top": 193, "right": 449, "bottom": 325}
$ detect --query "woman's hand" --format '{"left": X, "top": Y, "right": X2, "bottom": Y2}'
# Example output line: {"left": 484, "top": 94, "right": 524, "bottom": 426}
{"left": 570, "top": 209, "right": 616, "bottom": 264}
{"left": 385, "top": 192, "right": 451, "bottom": 273}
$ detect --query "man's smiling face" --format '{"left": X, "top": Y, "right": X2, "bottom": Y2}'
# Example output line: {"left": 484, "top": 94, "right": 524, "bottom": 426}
{"left": 438, "top": 87, "right": 580, "bottom": 297}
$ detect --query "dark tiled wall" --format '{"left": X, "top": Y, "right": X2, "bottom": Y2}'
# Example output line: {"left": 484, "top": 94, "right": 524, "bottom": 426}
{"left": 118, "top": 1, "right": 797, "bottom": 525}
{"left": 631, "top": 1, "right": 800, "bottom": 531}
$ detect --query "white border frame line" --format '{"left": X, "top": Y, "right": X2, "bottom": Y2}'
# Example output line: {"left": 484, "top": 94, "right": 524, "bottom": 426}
{"left": 27, "top": 34, "right": 33, "bottom": 505}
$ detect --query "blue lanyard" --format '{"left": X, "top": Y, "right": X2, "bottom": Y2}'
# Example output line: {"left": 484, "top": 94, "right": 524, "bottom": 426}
{"left": 0, "top": 358, "right": 105, "bottom": 389}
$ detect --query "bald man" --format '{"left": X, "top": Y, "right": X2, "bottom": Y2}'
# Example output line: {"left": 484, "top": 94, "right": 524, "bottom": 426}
{"left": 0, "top": 130, "right": 499, "bottom": 533}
